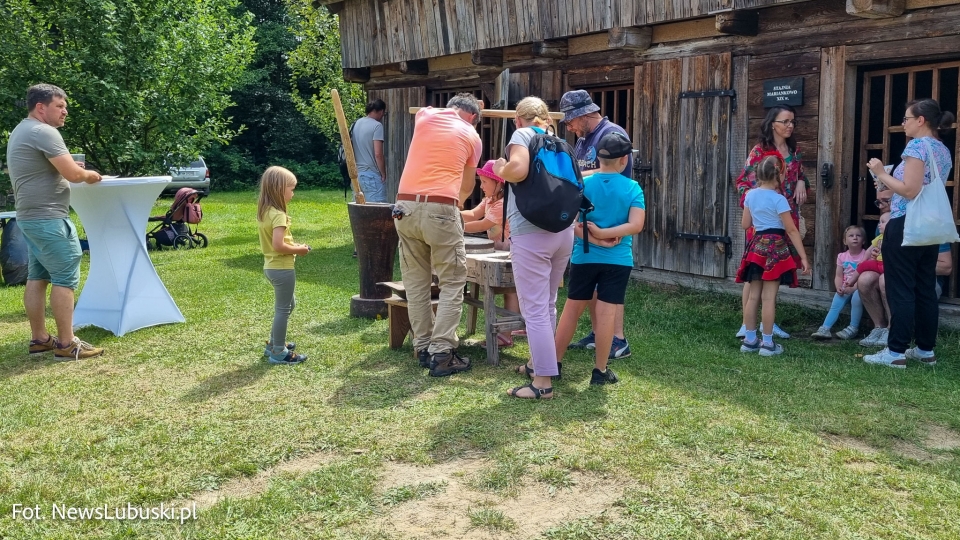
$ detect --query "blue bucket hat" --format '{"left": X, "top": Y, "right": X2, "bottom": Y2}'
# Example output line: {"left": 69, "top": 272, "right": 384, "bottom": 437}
{"left": 559, "top": 90, "right": 601, "bottom": 123}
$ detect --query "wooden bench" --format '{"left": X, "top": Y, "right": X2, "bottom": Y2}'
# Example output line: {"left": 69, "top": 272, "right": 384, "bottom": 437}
{"left": 380, "top": 281, "right": 438, "bottom": 349}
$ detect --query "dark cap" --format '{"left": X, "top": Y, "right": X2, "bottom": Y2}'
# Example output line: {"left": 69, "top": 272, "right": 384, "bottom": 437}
{"left": 559, "top": 90, "right": 601, "bottom": 123}
{"left": 597, "top": 132, "right": 632, "bottom": 159}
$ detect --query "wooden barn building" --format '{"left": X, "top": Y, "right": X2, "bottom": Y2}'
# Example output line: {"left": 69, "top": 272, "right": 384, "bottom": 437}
{"left": 324, "top": 0, "right": 960, "bottom": 309}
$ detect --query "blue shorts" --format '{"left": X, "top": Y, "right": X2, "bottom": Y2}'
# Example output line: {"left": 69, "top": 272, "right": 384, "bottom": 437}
{"left": 355, "top": 171, "right": 387, "bottom": 203}
{"left": 17, "top": 218, "right": 82, "bottom": 290}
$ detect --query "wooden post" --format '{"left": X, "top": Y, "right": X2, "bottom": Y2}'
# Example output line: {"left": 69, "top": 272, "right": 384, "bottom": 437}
{"left": 815, "top": 46, "right": 856, "bottom": 290}
{"left": 846, "top": 0, "right": 906, "bottom": 18}
{"left": 331, "top": 89, "right": 364, "bottom": 204}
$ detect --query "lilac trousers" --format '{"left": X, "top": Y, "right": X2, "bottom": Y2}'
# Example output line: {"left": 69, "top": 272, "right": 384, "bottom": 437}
{"left": 510, "top": 227, "right": 574, "bottom": 377}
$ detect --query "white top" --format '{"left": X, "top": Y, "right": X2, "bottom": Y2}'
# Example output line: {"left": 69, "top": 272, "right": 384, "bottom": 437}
{"left": 744, "top": 188, "right": 791, "bottom": 231}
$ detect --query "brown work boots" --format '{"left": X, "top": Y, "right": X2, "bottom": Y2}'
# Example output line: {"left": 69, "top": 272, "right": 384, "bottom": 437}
{"left": 30, "top": 335, "right": 104, "bottom": 360}
{"left": 428, "top": 350, "right": 471, "bottom": 377}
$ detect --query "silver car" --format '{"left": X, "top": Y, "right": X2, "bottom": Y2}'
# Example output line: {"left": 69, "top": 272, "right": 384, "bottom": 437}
{"left": 166, "top": 157, "right": 210, "bottom": 195}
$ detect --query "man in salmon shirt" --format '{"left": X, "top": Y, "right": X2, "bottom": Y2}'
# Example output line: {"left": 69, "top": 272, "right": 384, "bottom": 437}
{"left": 394, "top": 93, "right": 483, "bottom": 377}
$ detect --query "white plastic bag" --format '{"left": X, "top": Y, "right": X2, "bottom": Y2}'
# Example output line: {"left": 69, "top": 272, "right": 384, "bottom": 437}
{"left": 902, "top": 140, "right": 960, "bottom": 246}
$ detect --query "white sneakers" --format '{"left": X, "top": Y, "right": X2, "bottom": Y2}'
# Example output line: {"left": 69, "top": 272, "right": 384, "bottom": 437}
{"left": 859, "top": 327, "right": 888, "bottom": 347}
{"left": 811, "top": 326, "right": 832, "bottom": 340}
{"left": 835, "top": 325, "right": 859, "bottom": 340}
{"left": 737, "top": 323, "right": 790, "bottom": 339}
{"left": 863, "top": 348, "right": 907, "bottom": 369}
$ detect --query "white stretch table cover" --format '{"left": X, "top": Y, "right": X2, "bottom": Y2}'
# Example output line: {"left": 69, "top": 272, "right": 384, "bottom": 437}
{"left": 70, "top": 176, "right": 184, "bottom": 335}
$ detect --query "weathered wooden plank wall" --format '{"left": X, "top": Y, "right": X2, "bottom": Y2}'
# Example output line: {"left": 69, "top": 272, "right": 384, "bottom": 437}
{"left": 367, "top": 87, "right": 426, "bottom": 201}
{"left": 338, "top": 0, "right": 811, "bottom": 68}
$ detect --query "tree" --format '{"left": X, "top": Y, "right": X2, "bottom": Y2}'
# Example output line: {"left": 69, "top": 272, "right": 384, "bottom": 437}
{"left": 287, "top": 0, "right": 366, "bottom": 142}
{"left": 205, "top": 0, "right": 336, "bottom": 190}
{"left": 0, "top": 0, "right": 256, "bottom": 176}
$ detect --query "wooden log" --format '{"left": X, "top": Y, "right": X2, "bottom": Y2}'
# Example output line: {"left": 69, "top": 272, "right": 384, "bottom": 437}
{"left": 846, "top": 0, "right": 906, "bottom": 17}
{"left": 331, "top": 89, "right": 363, "bottom": 204}
{"left": 407, "top": 107, "right": 564, "bottom": 120}
{"left": 471, "top": 49, "right": 503, "bottom": 66}
{"left": 399, "top": 59, "right": 428, "bottom": 75}
{"left": 342, "top": 67, "right": 371, "bottom": 83}
{"left": 532, "top": 40, "right": 568, "bottom": 59}
{"left": 608, "top": 26, "right": 653, "bottom": 51}
{"left": 715, "top": 10, "right": 759, "bottom": 36}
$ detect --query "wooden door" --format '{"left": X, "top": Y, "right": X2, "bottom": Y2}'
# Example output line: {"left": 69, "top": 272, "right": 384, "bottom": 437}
{"left": 856, "top": 61, "right": 960, "bottom": 299}
{"left": 634, "top": 53, "right": 733, "bottom": 277}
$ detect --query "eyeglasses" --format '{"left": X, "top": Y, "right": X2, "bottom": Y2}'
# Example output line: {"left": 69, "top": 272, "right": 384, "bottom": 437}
{"left": 902, "top": 116, "right": 917, "bottom": 123}
{"left": 874, "top": 198, "right": 892, "bottom": 207}
{"left": 772, "top": 120, "right": 798, "bottom": 127}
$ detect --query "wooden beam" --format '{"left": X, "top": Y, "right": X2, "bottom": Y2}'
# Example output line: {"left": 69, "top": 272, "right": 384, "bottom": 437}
{"left": 715, "top": 10, "right": 759, "bottom": 36}
{"left": 342, "top": 67, "right": 370, "bottom": 83}
{"left": 427, "top": 53, "right": 473, "bottom": 72}
{"left": 408, "top": 107, "right": 564, "bottom": 121}
{"left": 608, "top": 26, "right": 653, "bottom": 51}
{"left": 471, "top": 49, "right": 503, "bottom": 66}
{"left": 532, "top": 40, "right": 568, "bottom": 59}
{"left": 325, "top": 1, "right": 345, "bottom": 15}
{"left": 846, "top": 0, "right": 906, "bottom": 17}
{"left": 651, "top": 17, "right": 722, "bottom": 43}
{"left": 399, "top": 59, "right": 428, "bottom": 75}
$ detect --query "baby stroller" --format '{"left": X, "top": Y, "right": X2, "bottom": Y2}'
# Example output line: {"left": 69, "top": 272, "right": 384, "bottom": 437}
{"left": 146, "top": 187, "right": 208, "bottom": 250}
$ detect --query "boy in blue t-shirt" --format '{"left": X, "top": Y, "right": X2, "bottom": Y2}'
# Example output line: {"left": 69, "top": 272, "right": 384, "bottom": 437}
{"left": 554, "top": 132, "right": 646, "bottom": 385}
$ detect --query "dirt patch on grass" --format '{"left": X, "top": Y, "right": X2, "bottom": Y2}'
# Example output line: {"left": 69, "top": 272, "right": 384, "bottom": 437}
{"left": 892, "top": 440, "right": 948, "bottom": 464}
{"left": 368, "top": 457, "right": 630, "bottom": 539}
{"left": 181, "top": 450, "right": 337, "bottom": 509}
{"left": 923, "top": 424, "right": 960, "bottom": 451}
{"left": 821, "top": 433, "right": 878, "bottom": 455}
{"left": 843, "top": 461, "right": 879, "bottom": 473}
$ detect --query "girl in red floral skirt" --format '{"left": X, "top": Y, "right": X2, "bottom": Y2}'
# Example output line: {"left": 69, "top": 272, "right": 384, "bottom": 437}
{"left": 737, "top": 154, "right": 811, "bottom": 356}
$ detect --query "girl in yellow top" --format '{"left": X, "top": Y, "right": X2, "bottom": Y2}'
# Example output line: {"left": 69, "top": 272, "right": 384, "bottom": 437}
{"left": 257, "top": 166, "right": 311, "bottom": 364}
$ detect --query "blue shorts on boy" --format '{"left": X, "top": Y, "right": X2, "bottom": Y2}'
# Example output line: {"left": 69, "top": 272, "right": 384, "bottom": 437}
{"left": 569, "top": 171, "right": 644, "bottom": 303}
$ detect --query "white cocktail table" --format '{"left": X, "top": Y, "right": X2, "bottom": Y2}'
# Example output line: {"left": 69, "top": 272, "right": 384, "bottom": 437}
{"left": 70, "top": 176, "right": 185, "bottom": 335}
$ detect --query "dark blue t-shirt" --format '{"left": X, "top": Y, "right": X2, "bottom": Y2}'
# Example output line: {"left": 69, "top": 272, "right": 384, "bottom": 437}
{"left": 573, "top": 118, "right": 634, "bottom": 177}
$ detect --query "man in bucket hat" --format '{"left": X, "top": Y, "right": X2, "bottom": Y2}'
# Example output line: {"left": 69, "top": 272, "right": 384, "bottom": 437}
{"left": 560, "top": 89, "right": 634, "bottom": 359}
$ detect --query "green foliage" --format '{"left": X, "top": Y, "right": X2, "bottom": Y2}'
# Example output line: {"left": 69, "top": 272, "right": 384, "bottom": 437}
{"left": 287, "top": 0, "right": 366, "bottom": 141}
{"left": 204, "top": 0, "right": 334, "bottom": 191}
{"left": 0, "top": 0, "right": 256, "bottom": 176}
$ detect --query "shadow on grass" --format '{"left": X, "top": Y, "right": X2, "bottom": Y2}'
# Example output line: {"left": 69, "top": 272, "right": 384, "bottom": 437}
{"left": 609, "top": 283, "right": 960, "bottom": 468}
{"left": 180, "top": 362, "right": 273, "bottom": 403}
{"left": 426, "top": 382, "right": 611, "bottom": 457}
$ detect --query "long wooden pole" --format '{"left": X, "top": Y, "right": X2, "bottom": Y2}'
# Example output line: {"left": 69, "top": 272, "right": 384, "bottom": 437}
{"left": 332, "top": 89, "right": 364, "bottom": 204}
{"left": 408, "top": 107, "right": 565, "bottom": 121}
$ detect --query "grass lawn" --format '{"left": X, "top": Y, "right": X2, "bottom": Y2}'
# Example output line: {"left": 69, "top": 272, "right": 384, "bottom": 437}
{"left": 1, "top": 189, "right": 959, "bottom": 539}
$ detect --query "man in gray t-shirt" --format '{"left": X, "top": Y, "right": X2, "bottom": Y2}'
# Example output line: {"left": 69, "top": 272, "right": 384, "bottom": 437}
{"left": 6, "top": 83, "right": 104, "bottom": 360}
{"left": 349, "top": 99, "right": 387, "bottom": 203}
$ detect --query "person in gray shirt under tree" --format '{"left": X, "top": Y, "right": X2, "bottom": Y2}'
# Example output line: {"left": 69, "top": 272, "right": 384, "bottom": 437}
{"left": 350, "top": 98, "right": 387, "bottom": 203}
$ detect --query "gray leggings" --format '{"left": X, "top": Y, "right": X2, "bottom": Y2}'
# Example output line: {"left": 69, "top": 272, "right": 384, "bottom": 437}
{"left": 264, "top": 269, "right": 297, "bottom": 349}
